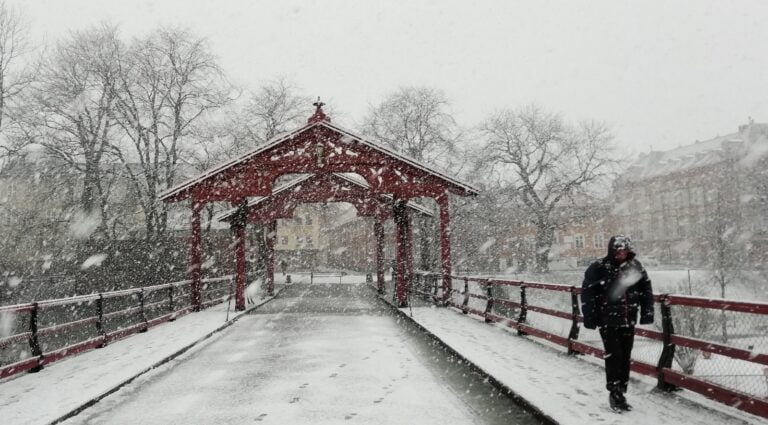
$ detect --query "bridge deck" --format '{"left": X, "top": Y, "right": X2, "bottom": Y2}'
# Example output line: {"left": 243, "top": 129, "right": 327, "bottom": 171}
{"left": 400, "top": 302, "right": 761, "bottom": 425}
{"left": 0, "top": 280, "right": 762, "bottom": 424}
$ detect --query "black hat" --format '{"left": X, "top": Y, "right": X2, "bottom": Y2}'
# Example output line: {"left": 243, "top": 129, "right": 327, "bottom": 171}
{"left": 611, "top": 234, "right": 632, "bottom": 251}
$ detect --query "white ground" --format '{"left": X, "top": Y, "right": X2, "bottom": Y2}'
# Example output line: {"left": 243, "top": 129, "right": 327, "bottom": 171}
{"left": 403, "top": 303, "right": 764, "bottom": 425}
{"left": 0, "top": 275, "right": 763, "bottom": 425}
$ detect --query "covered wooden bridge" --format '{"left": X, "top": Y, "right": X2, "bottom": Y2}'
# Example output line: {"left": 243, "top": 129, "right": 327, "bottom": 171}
{"left": 158, "top": 101, "right": 478, "bottom": 309}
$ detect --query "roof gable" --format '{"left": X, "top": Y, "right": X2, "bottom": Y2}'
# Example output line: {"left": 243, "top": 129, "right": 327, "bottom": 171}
{"left": 159, "top": 120, "right": 478, "bottom": 203}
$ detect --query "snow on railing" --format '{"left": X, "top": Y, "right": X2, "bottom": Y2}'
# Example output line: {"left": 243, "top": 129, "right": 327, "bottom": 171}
{"left": 406, "top": 271, "right": 768, "bottom": 419}
{"left": 0, "top": 276, "right": 234, "bottom": 380}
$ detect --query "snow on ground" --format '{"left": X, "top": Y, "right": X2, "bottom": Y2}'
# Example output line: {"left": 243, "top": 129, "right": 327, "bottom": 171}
{"left": 399, "top": 303, "right": 764, "bottom": 425}
{"left": 0, "top": 287, "right": 278, "bottom": 425}
{"left": 62, "top": 283, "right": 525, "bottom": 425}
{"left": 0, "top": 275, "right": 764, "bottom": 425}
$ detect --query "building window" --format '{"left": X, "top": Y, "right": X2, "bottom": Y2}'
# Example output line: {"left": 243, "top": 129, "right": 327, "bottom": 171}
{"left": 294, "top": 216, "right": 303, "bottom": 225}
{"left": 296, "top": 236, "right": 303, "bottom": 245}
{"left": 306, "top": 236, "right": 313, "bottom": 247}
{"left": 305, "top": 215, "right": 313, "bottom": 225}
{"left": 281, "top": 237, "right": 288, "bottom": 245}
{"left": 593, "top": 233, "right": 605, "bottom": 249}
{"left": 572, "top": 235, "right": 584, "bottom": 250}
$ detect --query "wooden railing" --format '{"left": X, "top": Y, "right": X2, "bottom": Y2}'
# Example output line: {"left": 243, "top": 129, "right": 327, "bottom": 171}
{"left": 409, "top": 271, "right": 768, "bottom": 419}
{"left": 0, "top": 276, "right": 233, "bottom": 380}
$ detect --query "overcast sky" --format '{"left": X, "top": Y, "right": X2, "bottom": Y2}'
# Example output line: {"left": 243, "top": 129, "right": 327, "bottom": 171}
{"left": 11, "top": 0, "right": 768, "bottom": 154}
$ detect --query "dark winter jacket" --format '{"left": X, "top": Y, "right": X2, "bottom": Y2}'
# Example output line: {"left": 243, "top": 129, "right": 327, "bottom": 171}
{"left": 580, "top": 237, "right": 655, "bottom": 329}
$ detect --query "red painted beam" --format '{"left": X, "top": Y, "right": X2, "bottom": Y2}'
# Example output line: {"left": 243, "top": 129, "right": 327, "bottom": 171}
{"left": 661, "top": 368, "right": 768, "bottom": 418}
{"left": 666, "top": 295, "right": 768, "bottom": 314}
{"left": 234, "top": 222, "right": 247, "bottom": 311}
{"left": 437, "top": 194, "right": 452, "bottom": 302}
{"left": 0, "top": 356, "right": 42, "bottom": 379}
{"left": 189, "top": 200, "right": 204, "bottom": 311}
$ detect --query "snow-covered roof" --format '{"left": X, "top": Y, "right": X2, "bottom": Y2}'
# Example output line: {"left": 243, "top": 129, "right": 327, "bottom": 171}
{"left": 623, "top": 123, "right": 768, "bottom": 180}
{"left": 215, "top": 172, "right": 433, "bottom": 222}
{"left": 159, "top": 120, "right": 478, "bottom": 202}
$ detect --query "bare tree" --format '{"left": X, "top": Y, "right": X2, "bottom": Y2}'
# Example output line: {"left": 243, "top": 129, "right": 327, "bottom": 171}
{"left": 112, "top": 28, "right": 234, "bottom": 240}
{"left": 20, "top": 24, "right": 123, "bottom": 237}
{"left": 232, "top": 78, "right": 309, "bottom": 148}
{"left": 362, "top": 86, "right": 460, "bottom": 166}
{"left": 362, "top": 87, "right": 464, "bottom": 270}
{"left": 705, "top": 187, "right": 746, "bottom": 342}
{"left": 0, "top": 1, "right": 35, "bottom": 154}
{"left": 665, "top": 277, "right": 718, "bottom": 374}
{"left": 479, "top": 105, "right": 616, "bottom": 272}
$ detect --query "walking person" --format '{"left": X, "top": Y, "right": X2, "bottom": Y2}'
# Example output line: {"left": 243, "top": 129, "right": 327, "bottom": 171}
{"left": 580, "top": 235, "right": 654, "bottom": 412}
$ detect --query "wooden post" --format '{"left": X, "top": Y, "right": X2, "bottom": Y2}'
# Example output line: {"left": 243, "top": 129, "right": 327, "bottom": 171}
{"left": 374, "top": 219, "right": 385, "bottom": 294}
{"left": 266, "top": 220, "right": 276, "bottom": 296}
{"left": 405, "top": 207, "right": 414, "bottom": 298}
{"left": 437, "top": 193, "right": 452, "bottom": 303}
{"left": 190, "top": 199, "right": 204, "bottom": 311}
{"left": 394, "top": 199, "right": 408, "bottom": 307}
{"left": 234, "top": 221, "right": 247, "bottom": 311}
{"left": 657, "top": 294, "right": 678, "bottom": 391}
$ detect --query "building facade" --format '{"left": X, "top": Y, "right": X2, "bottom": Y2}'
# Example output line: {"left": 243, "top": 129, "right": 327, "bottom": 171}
{"left": 611, "top": 122, "right": 768, "bottom": 266}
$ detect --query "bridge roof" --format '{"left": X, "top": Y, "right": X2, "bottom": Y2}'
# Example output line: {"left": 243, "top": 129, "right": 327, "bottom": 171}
{"left": 158, "top": 117, "right": 479, "bottom": 203}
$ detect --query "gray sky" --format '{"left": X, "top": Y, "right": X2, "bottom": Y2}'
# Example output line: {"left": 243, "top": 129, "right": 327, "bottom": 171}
{"left": 13, "top": 0, "right": 768, "bottom": 154}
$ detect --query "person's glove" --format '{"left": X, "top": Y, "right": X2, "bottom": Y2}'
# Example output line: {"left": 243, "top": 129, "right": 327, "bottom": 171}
{"left": 640, "top": 313, "right": 654, "bottom": 325}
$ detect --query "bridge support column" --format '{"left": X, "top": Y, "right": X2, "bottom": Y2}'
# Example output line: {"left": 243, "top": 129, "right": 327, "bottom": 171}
{"left": 394, "top": 199, "right": 409, "bottom": 307}
{"left": 374, "top": 219, "right": 385, "bottom": 294}
{"left": 233, "top": 222, "right": 247, "bottom": 311}
{"left": 405, "top": 208, "right": 414, "bottom": 298}
{"left": 232, "top": 201, "right": 248, "bottom": 311}
{"left": 437, "top": 193, "right": 452, "bottom": 303}
{"left": 189, "top": 199, "right": 204, "bottom": 311}
{"left": 266, "top": 220, "right": 276, "bottom": 296}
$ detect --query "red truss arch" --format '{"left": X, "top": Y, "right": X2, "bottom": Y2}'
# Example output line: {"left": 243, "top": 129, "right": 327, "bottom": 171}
{"left": 159, "top": 102, "right": 478, "bottom": 310}
{"left": 217, "top": 172, "right": 433, "bottom": 308}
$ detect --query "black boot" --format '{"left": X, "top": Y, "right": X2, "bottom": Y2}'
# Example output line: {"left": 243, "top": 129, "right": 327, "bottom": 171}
{"left": 611, "top": 390, "right": 632, "bottom": 412}
{"left": 618, "top": 392, "right": 633, "bottom": 412}
{"left": 609, "top": 391, "right": 624, "bottom": 413}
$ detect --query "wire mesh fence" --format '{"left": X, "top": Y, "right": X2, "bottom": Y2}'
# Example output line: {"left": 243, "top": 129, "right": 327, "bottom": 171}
{"left": 415, "top": 271, "right": 768, "bottom": 418}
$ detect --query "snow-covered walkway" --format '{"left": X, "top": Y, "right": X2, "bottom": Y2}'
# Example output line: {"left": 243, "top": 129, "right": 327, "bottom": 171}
{"left": 0, "top": 279, "right": 764, "bottom": 425}
{"left": 0, "top": 291, "right": 277, "bottom": 425}
{"left": 397, "top": 302, "right": 764, "bottom": 425}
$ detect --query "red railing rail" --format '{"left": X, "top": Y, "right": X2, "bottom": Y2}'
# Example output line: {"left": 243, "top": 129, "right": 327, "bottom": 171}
{"left": 409, "top": 271, "right": 768, "bottom": 419}
{"left": 0, "top": 276, "right": 233, "bottom": 380}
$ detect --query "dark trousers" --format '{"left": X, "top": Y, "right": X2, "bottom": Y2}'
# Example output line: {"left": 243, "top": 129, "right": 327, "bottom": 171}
{"left": 599, "top": 326, "right": 635, "bottom": 393}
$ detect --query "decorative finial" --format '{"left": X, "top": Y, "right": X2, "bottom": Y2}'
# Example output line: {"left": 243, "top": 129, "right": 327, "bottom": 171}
{"left": 308, "top": 96, "right": 330, "bottom": 124}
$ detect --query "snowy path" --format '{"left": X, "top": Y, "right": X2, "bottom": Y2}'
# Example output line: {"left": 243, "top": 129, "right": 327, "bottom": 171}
{"left": 61, "top": 283, "right": 537, "bottom": 425}
{"left": 0, "top": 279, "right": 763, "bottom": 425}
{"left": 400, "top": 303, "right": 764, "bottom": 425}
{"left": 0, "top": 299, "right": 261, "bottom": 425}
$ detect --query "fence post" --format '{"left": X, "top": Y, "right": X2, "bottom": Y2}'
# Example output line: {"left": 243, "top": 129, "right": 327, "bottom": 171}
{"left": 517, "top": 283, "right": 528, "bottom": 336}
{"left": 28, "top": 302, "right": 44, "bottom": 372}
{"left": 461, "top": 277, "right": 470, "bottom": 314}
{"left": 483, "top": 280, "right": 494, "bottom": 323}
{"left": 657, "top": 294, "right": 678, "bottom": 391}
{"left": 95, "top": 294, "right": 107, "bottom": 348}
{"left": 168, "top": 284, "right": 176, "bottom": 321}
{"left": 567, "top": 286, "right": 581, "bottom": 354}
{"left": 138, "top": 289, "right": 148, "bottom": 332}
